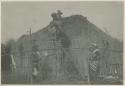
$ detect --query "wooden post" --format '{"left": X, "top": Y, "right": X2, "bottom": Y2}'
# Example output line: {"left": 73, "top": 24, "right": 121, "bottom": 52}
{"left": 27, "top": 28, "right": 32, "bottom": 84}
{"left": 87, "top": 57, "right": 90, "bottom": 84}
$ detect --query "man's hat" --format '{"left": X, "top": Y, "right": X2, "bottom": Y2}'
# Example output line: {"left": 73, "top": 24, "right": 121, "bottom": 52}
{"left": 89, "top": 43, "right": 98, "bottom": 48}
{"left": 91, "top": 43, "right": 97, "bottom": 47}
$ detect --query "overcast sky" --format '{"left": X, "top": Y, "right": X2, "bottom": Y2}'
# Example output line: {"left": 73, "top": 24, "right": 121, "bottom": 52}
{"left": 1, "top": 1, "right": 123, "bottom": 43}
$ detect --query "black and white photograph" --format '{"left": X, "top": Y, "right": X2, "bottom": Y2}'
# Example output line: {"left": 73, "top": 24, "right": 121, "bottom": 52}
{"left": 1, "top": 1, "right": 124, "bottom": 85}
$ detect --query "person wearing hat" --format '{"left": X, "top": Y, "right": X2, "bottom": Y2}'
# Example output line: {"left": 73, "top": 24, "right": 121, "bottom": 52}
{"left": 88, "top": 43, "right": 101, "bottom": 82}
{"left": 31, "top": 40, "right": 41, "bottom": 80}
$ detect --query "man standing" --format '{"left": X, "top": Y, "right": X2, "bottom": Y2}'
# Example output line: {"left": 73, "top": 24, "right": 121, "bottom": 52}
{"left": 31, "top": 40, "right": 40, "bottom": 80}
{"left": 88, "top": 43, "right": 101, "bottom": 83}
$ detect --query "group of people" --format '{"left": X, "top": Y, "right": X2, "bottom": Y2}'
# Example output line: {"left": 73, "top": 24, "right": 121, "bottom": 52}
{"left": 31, "top": 42, "right": 101, "bottom": 82}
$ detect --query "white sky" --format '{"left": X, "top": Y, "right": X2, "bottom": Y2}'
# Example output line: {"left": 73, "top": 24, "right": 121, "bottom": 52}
{"left": 1, "top": 1, "right": 123, "bottom": 43}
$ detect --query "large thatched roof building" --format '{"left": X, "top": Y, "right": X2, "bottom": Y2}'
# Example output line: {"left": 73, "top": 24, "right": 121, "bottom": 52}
{"left": 8, "top": 12, "right": 123, "bottom": 84}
